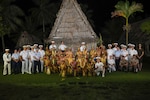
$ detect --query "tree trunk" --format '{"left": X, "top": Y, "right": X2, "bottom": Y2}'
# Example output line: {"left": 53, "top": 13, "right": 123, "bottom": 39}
{"left": 1, "top": 35, "right": 5, "bottom": 52}
{"left": 125, "top": 18, "right": 129, "bottom": 46}
{"left": 43, "top": 19, "right": 45, "bottom": 33}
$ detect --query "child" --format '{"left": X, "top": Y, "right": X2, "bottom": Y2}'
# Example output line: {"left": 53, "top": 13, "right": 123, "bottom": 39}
{"left": 94, "top": 57, "right": 105, "bottom": 77}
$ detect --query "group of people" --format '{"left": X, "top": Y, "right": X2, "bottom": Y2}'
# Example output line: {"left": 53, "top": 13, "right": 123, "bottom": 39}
{"left": 2, "top": 40, "right": 144, "bottom": 78}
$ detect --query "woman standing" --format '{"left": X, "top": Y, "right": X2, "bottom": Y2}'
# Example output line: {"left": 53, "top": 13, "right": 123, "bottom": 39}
{"left": 137, "top": 43, "right": 144, "bottom": 71}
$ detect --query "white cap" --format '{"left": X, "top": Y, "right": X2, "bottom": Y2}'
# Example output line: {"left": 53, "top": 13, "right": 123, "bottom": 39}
{"left": 128, "top": 43, "right": 132, "bottom": 46}
{"left": 33, "top": 44, "right": 38, "bottom": 46}
{"left": 96, "top": 57, "right": 101, "bottom": 59}
{"left": 27, "top": 45, "right": 31, "bottom": 48}
{"left": 131, "top": 44, "right": 135, "bottom": 47}
{"left": 81, "top": 42, "right": 85, "bottom": 45}
{"left": 114, "top": 43, "right": 118, "bottom": 45}
{"left": 122, "top": 45, "right": 127, "bottom": 48}
{"left": 108, "top": 44, "right": 112, "bottom": 47}
{"left": 30, "top": 46, "right": 34, "bottom": 48}
{"left": 39, "top": 45, "right": 43, "bottom": 48}
{"left": 51, "top": 41, "right": 55, "bottom": 43}
{"left": 23, "top": 45, "right": 27, "bottom": 48}
{"left": 5, "top": 49, "right": 9, "bottom": 51}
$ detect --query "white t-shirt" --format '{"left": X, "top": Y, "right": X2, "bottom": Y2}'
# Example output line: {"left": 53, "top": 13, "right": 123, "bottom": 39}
{"left": 58, "top": 44, "right": 67, "bottom": 51}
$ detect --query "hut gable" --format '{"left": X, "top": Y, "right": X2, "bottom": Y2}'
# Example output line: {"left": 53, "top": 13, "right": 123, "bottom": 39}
{"left": 45, "top": 0, "right": 99, "bottom": 51}
{"left": 16, "top": 31, "right": 42, "bottom": 48}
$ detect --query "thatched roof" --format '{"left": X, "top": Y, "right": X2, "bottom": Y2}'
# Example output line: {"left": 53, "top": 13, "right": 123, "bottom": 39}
{"left": 16, "top": 31, "right": 42, "bottom": 48}
{"left": 45, "top": 0, "right": 99, "bottom": 51}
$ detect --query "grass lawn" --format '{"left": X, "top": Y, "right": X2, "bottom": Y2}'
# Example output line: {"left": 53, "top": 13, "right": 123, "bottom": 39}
{"left": 0, "top": 57, "right": 150, "bottom": 100}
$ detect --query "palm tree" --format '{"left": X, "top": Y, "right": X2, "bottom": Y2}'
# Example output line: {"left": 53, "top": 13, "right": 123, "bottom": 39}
{"left": 0, "top": 0, "right": 24, "bottom": 51}
{"left": 111, "top": 0, "right": 143, "bottom": 45}
{"left": 0, "top": 0, "right": 24, "bottom": 32}
{"left": 29, "top": 0, "right": 60, "bottom": 33}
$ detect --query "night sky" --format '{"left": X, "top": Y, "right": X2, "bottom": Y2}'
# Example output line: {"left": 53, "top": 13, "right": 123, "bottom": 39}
{"left": 15, "top": 0, "right": 150, "bottom": 32}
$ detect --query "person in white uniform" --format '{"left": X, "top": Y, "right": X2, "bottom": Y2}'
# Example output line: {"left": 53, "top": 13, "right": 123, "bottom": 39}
{"left": 33, "top": 48, "right": 41, "bottom": 74}
{"left": 80, "top": 42, "right": 86, "bottom": 52}
{"left": 58, "top": 41, "right": 67, "bottom": 52}
{"left": 38, "top": 45, "right": 45, "bottom": 72}
{"left": 11, "top": 49, "right": 20, "bottom": 74}
{"left": 20, "top": 45, "right": 29, "bottom": 74}
{"left": 107, "top": 44, "right": 114, "bottom": 60}
{"left": 49, "top": 41, "right": 57, "bottom": 50}
{"left": 107, "top": 55, "right": 116, "bottom": 73}
{"left": 28, "top": 46, "right": 35, "bottom": 74}
{"left": 94, "top": 57, "right": 105, "bottom": 77}
{"left": 3, "top": 49, "right": 11, "bottom": 76}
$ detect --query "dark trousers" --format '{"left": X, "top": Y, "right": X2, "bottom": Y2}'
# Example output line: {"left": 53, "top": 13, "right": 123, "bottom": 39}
{"left": 115, "top": 58, "right": 120, "bottom": 71}
{"left": 33, "top": 60, "right": 41, "bottom": 74}
{"left": 12, "top": 61, "right": 20, "bottom": 74}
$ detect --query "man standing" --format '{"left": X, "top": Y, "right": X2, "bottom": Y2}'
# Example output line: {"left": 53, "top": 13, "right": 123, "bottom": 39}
{"left": 3, "top": 49, "right": 11, "bottom": 76}
{"left": 20, "top": 45, "right": 29, "bottom": 74}
{"left": 33, "top": 48, "right": 41, "bottom": 74}
{"left": 11, "top": 49, "right": 20, "bottom": 74}
{"left": 39, "top": 45, "right": 45, "bottom": 72}
{"left": 80, "top": 42, "right": 86, "bottom": 52}
{"left": 58, "top": 41, "right": 67, "bottom": 52}
{"left": 49, "top": 41, "right": 57, "bottom": 50}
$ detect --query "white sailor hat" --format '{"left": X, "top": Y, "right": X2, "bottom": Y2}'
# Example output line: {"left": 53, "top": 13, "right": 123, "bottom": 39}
{"left": 81, "top": 42, "right": 85, "bottom": 45}
{"left": 39, "top": 45, "right": 43, "bottom": 48}
{"left": 108, "top": 44, "right": 112, "bottom": 47}
{"left": 120, "top": 44, "right": 124, "bottom": 47}
{"left": 128, "top": 43, "right": 132, "bottom": 46}
{"left": 27, "top": 45, "right": 31, "bottom": 48}
{"left": 131, "top": 44, "right": 135, "bottom": 47}
{"left": 114, "top": 43, "right": 118, "bottom": 45}
{"left": 30, "top": 46, "right": 34, "bottom": 48}
{"left": 5, "top": 49, "right": 9, "bottom": 51}
{"left": 96, "top": 57, "right": 101, "bottom": 60}
{"left": 33, "top": 44, "right": 38, "bottom": 46}
{"left": 23, "top": 45, "right": 27, "bottom": 48}
{"left": 122, "top": 45, "right": 127, "bottom": 48}
{"left": 51, "top": 41, "right": 55, "bottom": 43}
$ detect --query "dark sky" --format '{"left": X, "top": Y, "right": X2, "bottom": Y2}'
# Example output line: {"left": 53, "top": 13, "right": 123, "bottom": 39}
{"left": 15, "top": 0, "right": 150, "bottom": 32}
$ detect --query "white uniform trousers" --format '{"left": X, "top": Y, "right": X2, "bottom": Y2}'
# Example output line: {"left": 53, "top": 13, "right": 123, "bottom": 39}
{"left": 3, "top": 62, "right": 11, "bottom": 75}
{"left": 21, "top": 59, "right": 28, "bottom": 74}
{"left": 40, "top": 60, "right": 44, "bottom": 72}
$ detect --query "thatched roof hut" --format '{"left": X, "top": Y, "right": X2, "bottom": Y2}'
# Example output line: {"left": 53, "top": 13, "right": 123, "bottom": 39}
{"left": 45, "top": 0, "right": 99, "bottom": 52}
{"left": 16, "top": 31, "right": 42, "bottom": 48}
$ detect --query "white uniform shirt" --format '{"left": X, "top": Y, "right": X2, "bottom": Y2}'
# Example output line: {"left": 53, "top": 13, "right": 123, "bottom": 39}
{"left": 107, "top": 49, "right": 114, "bottom": 59}
{"left": 58, "top": 44, "right": 67, "bottom": 51}
{"left": 121, "top": 50, "right": 129, "bottom": 60}
{"left": 95, "top": 62, "right": 104, "bottom": 71}
{"left": 80, "top": 45, "right": 86, "bottom": 52}
{"left": 128, "top": 49, "right": 138, "bottom": 56}
{"left": 3, "top": 53, "right": 11, "bottom": 63}
{"left": 29, "top": 50, "right": 35, "bottom": 61}
{"left": 49, "top": 44, "right": 57, "bottom": 50}
{"left": 38, "top": 49, "right": 45, "bottom": 59}
{"left": 33, "top": 51, "right": 41, "bottom": 61}
{"left": 12, "top": 53, "right": 20, "bottom": 60}
{"left": 107, "top": 59, "right": 115, "bottom": 65}
{"left": 20, "top": 50, "right": 28, "bottom": 61}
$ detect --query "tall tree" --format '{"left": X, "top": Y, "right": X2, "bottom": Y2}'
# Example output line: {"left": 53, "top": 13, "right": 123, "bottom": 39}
{"left": 0, "top": 0, "right": 24, "bottom": 32}
{"left": 29, "top": 0, "right": 60, "bottom": 33}
{"left": 111, "top": 0, "right": 143, "bottom": 45}
{"left": 0, "top": 0, "right": 24, "bottom": 50}
{"left": 140, "top": 19, "right": 150, "bottom": 34}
